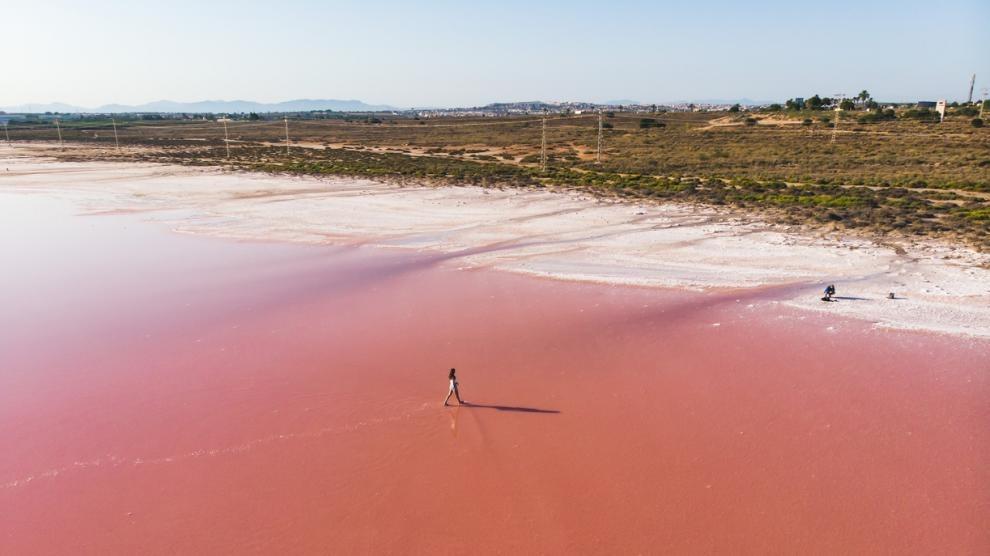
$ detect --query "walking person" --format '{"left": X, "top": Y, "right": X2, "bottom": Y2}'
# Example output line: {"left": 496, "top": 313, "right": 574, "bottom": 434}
{"left": 443, "top": 368, "right": 465, "bottom": 406}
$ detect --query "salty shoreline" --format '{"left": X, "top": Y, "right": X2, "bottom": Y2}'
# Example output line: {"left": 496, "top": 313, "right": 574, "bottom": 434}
{"left": 2, "top": 150, "right": 989, "bottom": 337}
{"left": 2, "top": 154, "right": 988, "bottom": 554}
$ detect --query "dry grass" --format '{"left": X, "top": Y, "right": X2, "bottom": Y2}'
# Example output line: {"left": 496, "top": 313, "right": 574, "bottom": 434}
{"left": 10, "top": 109, "right": 989, "bottom": 250}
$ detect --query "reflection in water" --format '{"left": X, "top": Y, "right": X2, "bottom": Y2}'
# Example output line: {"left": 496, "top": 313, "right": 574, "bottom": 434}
{"left": 447, "top": 406, "right": 459, "bottom": 437}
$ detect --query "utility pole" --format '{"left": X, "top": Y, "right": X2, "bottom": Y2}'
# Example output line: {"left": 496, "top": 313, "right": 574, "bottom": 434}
{"left": 284, "top": 117, "right": 290, "bottom": 155}
{"left": 3, "top": 122, "right": 9, "bottom": 145}
{"left": 540, "top": 111, "right": 547, "bottom": 172}
{"left": 968, "top": 74, "right": 976, "bottom": 104}
{"left": 54, "top": 118, "right": 63, "bottom": 150}
{"left": 596, "top": 110, "right": 603, "bottom": 164}
{"left": 831, "top": 94, "right": 845, "bottom": 144}
{"left": 220, "top": 118, "right": 231, "bottom": 159}
{"left": 980, "top": 88, "right": 988, "bottom": 120}
{"left": 111, "top": 118, "right": 120, "bottom": 151}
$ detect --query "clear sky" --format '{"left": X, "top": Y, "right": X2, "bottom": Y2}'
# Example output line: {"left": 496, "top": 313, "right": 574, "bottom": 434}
{"left": 4, "top": 0, "right": 989, "bottom": 108}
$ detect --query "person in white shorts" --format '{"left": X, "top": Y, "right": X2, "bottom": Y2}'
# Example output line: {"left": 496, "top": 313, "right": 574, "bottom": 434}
{"left": 443, "top": 367, "right": 465, "bottom": 406}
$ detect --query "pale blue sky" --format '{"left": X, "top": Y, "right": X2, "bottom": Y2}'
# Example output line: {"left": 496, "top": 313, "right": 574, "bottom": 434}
{"left": 4, "top": 0, "right": 988, "bottom": 107}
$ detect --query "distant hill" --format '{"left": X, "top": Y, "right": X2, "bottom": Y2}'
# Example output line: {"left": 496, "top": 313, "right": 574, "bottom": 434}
{"left": 0, "top": 99, "right": 396, "bottom": 114}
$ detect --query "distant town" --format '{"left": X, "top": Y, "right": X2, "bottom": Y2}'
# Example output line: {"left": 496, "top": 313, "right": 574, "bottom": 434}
{"left": 1, "top": 94, "right": 985, "bottom": 124}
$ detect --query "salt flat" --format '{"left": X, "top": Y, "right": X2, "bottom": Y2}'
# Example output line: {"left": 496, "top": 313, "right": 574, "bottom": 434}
{"left": 3, "top": 153, "right": 988, "bottom": 337}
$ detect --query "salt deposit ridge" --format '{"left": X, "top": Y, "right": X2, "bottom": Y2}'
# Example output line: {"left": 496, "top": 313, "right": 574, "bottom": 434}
{"left": 2, "top": 154, "right": 988, "bottom": 337}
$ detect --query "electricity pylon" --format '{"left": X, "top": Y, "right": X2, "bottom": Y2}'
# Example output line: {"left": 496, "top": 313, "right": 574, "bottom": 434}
{"left": 284, "top": 117, "right": 290, "bottom": 155}
{"left": 831, "top": 94, "right": 845, "bottom": 144}
{"left": 596, "top": 110, "right": 603, "bottom": 164}
{"left": 221, "top": 118, "right": 231, "bottom": 159}
{"left": 54, "top": 118, "right": 63, "bottom": 149}
{"left": 540, "top": 112, "right": 547, "bottom": 172}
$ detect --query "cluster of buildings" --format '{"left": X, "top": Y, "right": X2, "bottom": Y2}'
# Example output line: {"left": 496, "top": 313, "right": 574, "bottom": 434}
{"left": 407, "top": 101, "right": 749, "bottom": 118}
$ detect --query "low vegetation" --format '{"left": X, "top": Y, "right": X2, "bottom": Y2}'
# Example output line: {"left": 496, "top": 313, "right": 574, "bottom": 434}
{"left": 8, "top": 104, "right": 989, "bottom": 250}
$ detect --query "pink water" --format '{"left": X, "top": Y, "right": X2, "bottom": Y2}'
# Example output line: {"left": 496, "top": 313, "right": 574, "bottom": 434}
{"left": 1, "top": 192, "right": 987, "bottom": 554}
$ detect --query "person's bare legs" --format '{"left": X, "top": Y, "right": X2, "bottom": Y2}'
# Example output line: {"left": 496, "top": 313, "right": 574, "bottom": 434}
{"left": 454, "top": 385, "right": 465, "bottom": 404}
{"left": 443, "top": 388, "right": 454, "bottom": 406}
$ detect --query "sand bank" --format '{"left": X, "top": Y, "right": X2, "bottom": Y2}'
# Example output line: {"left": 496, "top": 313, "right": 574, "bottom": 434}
{"left": 2, "top": 152, "right": 988, "bottom": 337}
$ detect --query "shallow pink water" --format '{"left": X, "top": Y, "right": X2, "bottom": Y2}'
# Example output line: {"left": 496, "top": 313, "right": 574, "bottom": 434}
{"left": 1, "top": 192, "right": 987, "bottom": 554}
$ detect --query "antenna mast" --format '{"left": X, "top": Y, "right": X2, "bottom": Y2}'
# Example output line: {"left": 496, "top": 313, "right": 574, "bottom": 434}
{"left": 112, "top": 118, "right": 120, "bottom": 151}
{"left": 968, "top": 74, "right": 976, "bottom": 104}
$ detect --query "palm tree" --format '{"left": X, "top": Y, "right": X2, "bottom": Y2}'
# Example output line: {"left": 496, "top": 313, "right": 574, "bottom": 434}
{"left": 858, "top": 90, "right": 871, "bottom": 106}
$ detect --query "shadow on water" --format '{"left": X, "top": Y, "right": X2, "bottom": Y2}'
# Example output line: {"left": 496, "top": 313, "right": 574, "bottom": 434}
{"left": 455, "top": 402, "right": 560, "bottom": 414}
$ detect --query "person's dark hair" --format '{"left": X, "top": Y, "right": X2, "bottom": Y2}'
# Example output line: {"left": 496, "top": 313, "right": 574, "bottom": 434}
{"left": 448, "top": 368, "right": 456, "bottom": 379}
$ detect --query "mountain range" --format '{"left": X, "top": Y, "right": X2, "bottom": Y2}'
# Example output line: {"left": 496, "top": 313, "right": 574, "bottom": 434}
{"left": 0, "top": 99, "right": 396, "bottom": 114}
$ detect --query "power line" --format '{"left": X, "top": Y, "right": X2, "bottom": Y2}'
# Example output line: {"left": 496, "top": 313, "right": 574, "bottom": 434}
{"left": 127, "top": 120, "right": 280, "bottom": 133}
{"left": 7, "top": 110, "right": 740, "bottom": 164}
{"left": 55, "top": 113, "right": 600, "bottom": 136}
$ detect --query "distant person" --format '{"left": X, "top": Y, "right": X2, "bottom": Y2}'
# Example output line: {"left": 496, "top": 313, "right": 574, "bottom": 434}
{"left": 443, "top": 368, "right": 465, "bottom": 406}
{"left": 822, "top": 284, "right": 836, "bottom": 302}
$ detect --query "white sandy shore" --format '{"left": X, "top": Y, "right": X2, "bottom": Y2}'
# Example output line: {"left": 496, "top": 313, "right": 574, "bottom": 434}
{"left": 2, "top": 152, "right": 989, "bottom": 338}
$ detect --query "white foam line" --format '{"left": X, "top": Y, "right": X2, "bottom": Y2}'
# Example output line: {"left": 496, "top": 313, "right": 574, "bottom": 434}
{"left": 1, "top": 403, "right": 435, "bottom": 491}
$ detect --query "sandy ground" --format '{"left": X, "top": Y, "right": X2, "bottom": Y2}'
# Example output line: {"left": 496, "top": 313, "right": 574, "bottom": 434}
{"left": 2, "top": 149, "right": 988, "bottom": 337}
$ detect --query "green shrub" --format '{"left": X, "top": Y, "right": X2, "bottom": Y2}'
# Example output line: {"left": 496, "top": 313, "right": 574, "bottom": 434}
{"left": 858, "top": 109, "right": 896, "bottom": 124}
{"left": 901, "top": 108, "right": 938, "bottom": 121}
